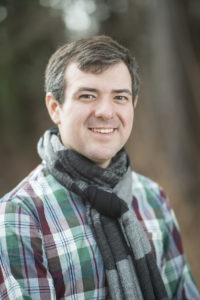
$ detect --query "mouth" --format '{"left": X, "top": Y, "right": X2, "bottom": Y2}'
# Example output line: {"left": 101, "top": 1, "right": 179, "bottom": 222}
{"left": 89, "top": 128, "right": 116, "bottom": 134}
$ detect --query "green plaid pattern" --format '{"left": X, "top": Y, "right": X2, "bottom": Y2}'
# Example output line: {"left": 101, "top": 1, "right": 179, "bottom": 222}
{"left": 0, "top": 164, "right": 199, "bottom": 299}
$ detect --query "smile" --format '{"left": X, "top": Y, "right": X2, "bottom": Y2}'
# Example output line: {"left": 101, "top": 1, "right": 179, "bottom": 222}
{"left": 90, "top": 128, "right": 115, "bottom": 134}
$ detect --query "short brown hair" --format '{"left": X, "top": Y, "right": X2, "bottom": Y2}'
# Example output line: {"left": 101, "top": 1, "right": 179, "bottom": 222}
{"left": 45, "top": 35, "right": 140, "bottom": 103}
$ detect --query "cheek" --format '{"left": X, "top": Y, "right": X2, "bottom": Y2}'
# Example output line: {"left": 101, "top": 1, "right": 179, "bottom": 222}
{"left": 123, "top": 111, "right": 134, "bottom": 142}
{"left": 122, "top": 107, "right": 134, "bottom": 130}
{"left": 64, "top": 110, "right": 87, "bottom": 139}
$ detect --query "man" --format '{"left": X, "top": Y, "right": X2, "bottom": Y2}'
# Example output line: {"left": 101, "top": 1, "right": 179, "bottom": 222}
{"left": 0, "top": 35, "right": 199, "bottom": 300}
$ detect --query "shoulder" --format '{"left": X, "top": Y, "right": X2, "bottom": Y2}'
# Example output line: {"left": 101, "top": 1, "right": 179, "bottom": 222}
{"left": 0, "top": 164, "right": 64, "bottom": 223}
{"left": 1, "top": 163, "right": 65, "bottom": 199}
{"left": 132, "top": 171, "right": 160, "bottom": 189}
{"left": 131, "top": 170, "right": 175, "bottom": 225}
{"left": 131, "top": 170, "right": 165, "bottom": 201}
{"left": 1, "top": 163, "right": 45, "bottom": 201}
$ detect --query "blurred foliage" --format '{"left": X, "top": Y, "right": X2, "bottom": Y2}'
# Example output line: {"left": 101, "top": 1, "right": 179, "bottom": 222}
{"left": 0, "top": 0, "right": 66, "bottom": 149}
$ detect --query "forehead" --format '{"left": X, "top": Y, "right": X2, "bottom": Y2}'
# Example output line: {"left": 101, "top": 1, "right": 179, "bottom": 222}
{"left": 64, "top": 62, "right": 132, "bottom": 90}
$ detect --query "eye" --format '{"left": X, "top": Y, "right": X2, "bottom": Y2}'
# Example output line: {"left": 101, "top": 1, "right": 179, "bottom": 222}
{"left": 79, "top": 94, "right": 96, "bottom": 100}
{"left": 114, "top": 95, "right": 128, "bottom": 102}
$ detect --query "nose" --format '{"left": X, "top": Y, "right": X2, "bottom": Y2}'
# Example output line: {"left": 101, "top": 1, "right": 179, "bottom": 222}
{"left": 94, "top": 97, "right": 114, "bottom": 120}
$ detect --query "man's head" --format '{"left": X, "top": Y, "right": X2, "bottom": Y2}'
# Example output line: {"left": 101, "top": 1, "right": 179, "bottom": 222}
{"left": 45, "top": 35, "right": 139, "bottom": 104}
{"left": 45, "top": 35, "right": 139, "bottom": 168}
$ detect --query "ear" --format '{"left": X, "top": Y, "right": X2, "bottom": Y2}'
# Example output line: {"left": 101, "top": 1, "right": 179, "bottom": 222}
{"left": 45, "top": 93, "right": 61, "bottom": 125}
{"left": 133, "top": 95, "right": 138, "bottom": 109}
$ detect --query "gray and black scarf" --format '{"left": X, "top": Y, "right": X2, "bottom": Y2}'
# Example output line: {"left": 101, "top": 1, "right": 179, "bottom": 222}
{"left": 38, "top": 127, "right": 168, "bottom": 300}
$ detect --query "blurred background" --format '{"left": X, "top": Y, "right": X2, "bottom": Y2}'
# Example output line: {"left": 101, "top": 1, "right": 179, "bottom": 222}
{"left": 0, "top": 0, "right": 200, "bottom": 289}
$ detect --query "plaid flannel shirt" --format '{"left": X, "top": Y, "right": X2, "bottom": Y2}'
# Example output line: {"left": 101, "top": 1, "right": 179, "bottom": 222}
{"left": 0, "top": 163, "right": 199, "bottom": 300}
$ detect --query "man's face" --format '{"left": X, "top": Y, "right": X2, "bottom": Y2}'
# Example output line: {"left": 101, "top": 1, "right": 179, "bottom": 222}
{"left": 47, "top": 61, "right": 135, "bottom": 168}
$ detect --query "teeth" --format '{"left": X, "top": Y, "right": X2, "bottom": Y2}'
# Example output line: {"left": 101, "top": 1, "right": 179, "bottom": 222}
{"left": 92, "top": 128, "right": 114, "bottom": 133}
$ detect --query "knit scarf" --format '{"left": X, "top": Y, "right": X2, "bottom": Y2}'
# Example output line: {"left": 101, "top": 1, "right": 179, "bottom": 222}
{"left": 37, "top": 127, "right": 168, "bottom": 300}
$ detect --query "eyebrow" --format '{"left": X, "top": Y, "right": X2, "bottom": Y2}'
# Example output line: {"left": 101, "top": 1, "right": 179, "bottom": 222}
{"left": 75, "top": 87, "right": 98, "bottom": 93}
{"left": 75, "top": 87, "right": 132, "bottom": 95}
{"left": 112, "top": 89, "right": 132, "bottom": 95}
